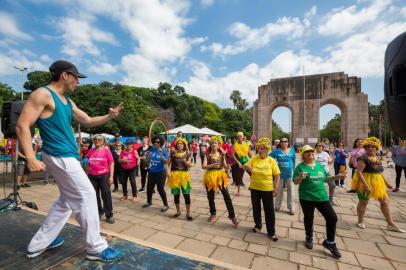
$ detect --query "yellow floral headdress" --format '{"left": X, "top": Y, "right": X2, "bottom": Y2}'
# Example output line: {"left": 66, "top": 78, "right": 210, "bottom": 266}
{"left": 236, "top": 131, "right": 244, "bottom": 137}
{"left": 362, "top": 137, "right": 381, "bottom": 149}
{"left": 255, "top": 137, "right": 271, "bottom": 150}
{"left": 175, "top": 137, "right": 188, "bottom": 147}
{"left": 209, "top": 135, "right": 223, "bottom": 145}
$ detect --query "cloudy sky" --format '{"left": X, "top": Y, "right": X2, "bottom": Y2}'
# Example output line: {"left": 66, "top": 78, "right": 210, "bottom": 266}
{"left": 0, "top": 0, "right": 405, "bottom": 131}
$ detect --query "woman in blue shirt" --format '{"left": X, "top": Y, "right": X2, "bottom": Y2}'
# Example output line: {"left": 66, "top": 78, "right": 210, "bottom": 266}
{"left": 142, "top": 135, "right": 169, "bottom": 212}
{"left": 333, "top": 142, "right": 349, "bottom": 187}
{"left": 270, "top": 137, "right": 296, "bottom": 215}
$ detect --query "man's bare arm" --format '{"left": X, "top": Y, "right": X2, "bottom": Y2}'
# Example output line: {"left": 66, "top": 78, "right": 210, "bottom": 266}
{"left": 16, "top": 89, "right": 49, "bottom": 171}
{"left": 71, "top": 101, "right": 123, "bottom": 127}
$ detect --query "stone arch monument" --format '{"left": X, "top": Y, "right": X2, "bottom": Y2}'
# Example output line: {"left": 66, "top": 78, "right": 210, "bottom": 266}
{"left": 253, "top": 72, "right": 369, "bottom": 147}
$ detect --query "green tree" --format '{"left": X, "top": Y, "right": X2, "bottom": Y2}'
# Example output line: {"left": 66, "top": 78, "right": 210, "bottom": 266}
{"left": 229, "top": 90, "right": 249, "bottom": 111}
{"left": 320, "top": 114, "right": 341, "bottom": 143}
{"left": 0, "top": 82, "right": 16, "bottom": 108}
{"left": 220, "top": 108, "right": 252, "bottom": 136}
{"left": 271, "top": 120, "right": 289, "bottom": 140}
{"left": 24, "top": 71, "right": 51, "bottom": 92}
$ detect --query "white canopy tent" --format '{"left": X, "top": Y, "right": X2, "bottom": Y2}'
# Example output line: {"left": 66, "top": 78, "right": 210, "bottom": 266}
{"left": 162, "top": 124, "right": 203, "bottom": 135}
{"left": 199, "top": 127, "right": 224, "bottom": 136}
{"left": 100, "top": 133, "right": 114, "bottom": 139}
{"left": 74, "top": 132, "right": 90, "bottom": 138}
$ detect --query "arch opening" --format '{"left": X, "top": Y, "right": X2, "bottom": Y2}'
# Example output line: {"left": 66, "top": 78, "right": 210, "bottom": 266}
{"left": 319, "top": 103, "right": 343, "bottom": 145}
{"left": 271, "top": 104, "right": 292, "bottom": 143}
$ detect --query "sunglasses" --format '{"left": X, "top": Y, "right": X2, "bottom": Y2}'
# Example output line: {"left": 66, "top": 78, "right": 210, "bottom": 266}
{"left": 315, "top": 144, "right": 322, "bottom": 147}
{"left": 154, "top": 141, "right": 160, "bottom": 144}
{"left": 281, "top": 141, "right": 288, "bottom": 143}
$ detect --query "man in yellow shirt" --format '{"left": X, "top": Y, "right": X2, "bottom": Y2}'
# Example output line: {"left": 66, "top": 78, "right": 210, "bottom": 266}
{"left": 244, "top": 137, "right": 280, "bottom": 241}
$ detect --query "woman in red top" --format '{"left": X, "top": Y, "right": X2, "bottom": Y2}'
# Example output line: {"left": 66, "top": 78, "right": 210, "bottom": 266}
{"left": 87, "top": 135, "right": 115, "bottom": 224}
{"left": 119, "top": 139, "right": 140, "bottom": 202}
{"left": 191, "top": 138, "right": 198, "bottom": 166}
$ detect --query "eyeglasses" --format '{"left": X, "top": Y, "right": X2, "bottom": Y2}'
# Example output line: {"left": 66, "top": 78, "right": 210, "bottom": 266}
{"left": 257, "top": 147, "right": 266, "bottom": 151}
{"left": 154, "top": 141, "right": 160, "bottom": 144}
{"left": 315, "top": 144, "right": 322, "bottom": 147}
{"left": 281, "top": 141, "right": 288, "bottom": 143}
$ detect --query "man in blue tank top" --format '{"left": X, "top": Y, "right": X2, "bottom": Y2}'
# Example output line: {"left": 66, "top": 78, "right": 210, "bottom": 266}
{"left": 16, "top": 60, "right": 124, "bottom": 262}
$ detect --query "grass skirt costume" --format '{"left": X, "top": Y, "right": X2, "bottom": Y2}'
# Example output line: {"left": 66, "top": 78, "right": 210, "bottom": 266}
{"left": 232, "top": 141, "right": 250, "bottom": 186}
{"left": 168, "top": 170, "right": 191, "bottom": 195}
{"left": 168, "top": 146, "right": 192, "bottom": 195}
{"left": 351, "top": 171, "right": 388, "bottom": 200}
{"left": 351, "top": 154, "right": 388, "bottom": 201}
{"left": 203, "top": 169, "right": 229, "bottom": 191}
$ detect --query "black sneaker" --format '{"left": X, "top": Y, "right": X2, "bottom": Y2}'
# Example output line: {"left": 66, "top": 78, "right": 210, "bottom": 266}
{"left": 112, "top": 187, "right": 118, "bottom": 192}
{"left": 305, "top": 237, "right": 313, "bottom": 249}
{"left": 106, "top": 217, "right": 115, "bottom": 224}
{"left": 142, "top": 202, "right": 152, "bottom": 208}
{"left": 17, "top": 185, "right": 21, "bottom": 191}
{"left": 322, "top": 240, "right": 341, "bottom": 258}
{"left": 22, "top": 183, "right": 31, "bottom": 188}
{"left": 138, "top": 188, "right": 145, "bottom": 193}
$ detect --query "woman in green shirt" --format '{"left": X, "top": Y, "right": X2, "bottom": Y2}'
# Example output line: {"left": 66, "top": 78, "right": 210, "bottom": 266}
{"left": 293, "top": 145, "right": 346, "bottom": 258}
{"left": 244, "top": 137, "right": 280, "bottom": 241}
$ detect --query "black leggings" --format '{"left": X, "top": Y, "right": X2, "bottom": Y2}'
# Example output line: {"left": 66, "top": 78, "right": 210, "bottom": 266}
{"left": 147, "top": 170, "right": 168, "bottom": 206}
{"left": 121, "top": 167, "right": 137, "bottom": 197}
{"left": 88, "top": 173, "right": 113, "bottom": 218}
{"left": 193, "top": 153, "right": 197, "bottom": 164}
{"left": 300, "top": 200, "right": 337, "bottom": 242}
{"left": 395, "top": 165, "right": 406, "bottom": 189}
{"left": 174, "top": 194, "right": 191, "bottom": 204}
{"left": 206, "top": 185, "right": 235, "bottom": 218}
{"left": 140, "top": 167, "right": 148, "bottom": 189}
{"left": 113, "top": 164, "right": 121, "bottom": 189}
{"left": 251, "top": 189, "right": 275, "bottom": 236}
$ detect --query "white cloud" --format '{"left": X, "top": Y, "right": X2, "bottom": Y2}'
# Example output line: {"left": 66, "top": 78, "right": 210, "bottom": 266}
{"left": 318, "top": 0, "right": 391, "bottom": 36}
{"left": 88, "top": 62, "right": 117, "bottom": 75}
{"left": 0, "top": 50, "right": 47, "bottom": 76}
{"left": 121, "top": 54, "right": 170, "bottom": 87}
{"left": 0, "top": 12, "right": 33, "bottom": 40}
{"left": 181, "top": 18, "right": 406, "bottom": 106}
{"left": 57, "top": 16, "right": 117, "bottom": 58}
{"left": 201, "top": 0, "right": 214, "bottom": 8}
{"left": 200, "top": 14, "right": 308, "bottom": 57}
{"left": 39, "top": 54, "right": 51, "bottom": 62}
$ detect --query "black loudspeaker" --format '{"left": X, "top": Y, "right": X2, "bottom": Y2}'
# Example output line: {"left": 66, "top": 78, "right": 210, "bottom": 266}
{"left": 1, "top": 100, "right": 27, "bottom": 138}
{"left": 384, "top": 31, "right": 406, "bottom": 137}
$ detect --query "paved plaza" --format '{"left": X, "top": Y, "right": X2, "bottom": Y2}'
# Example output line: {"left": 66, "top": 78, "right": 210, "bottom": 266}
{"left": 5, "top": 158, "right": 406, "bottom": 270}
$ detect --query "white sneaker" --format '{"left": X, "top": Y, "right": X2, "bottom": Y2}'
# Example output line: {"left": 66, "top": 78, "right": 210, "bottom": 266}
{"left": 387, "top": 224, "right": 405, "bottom": 233}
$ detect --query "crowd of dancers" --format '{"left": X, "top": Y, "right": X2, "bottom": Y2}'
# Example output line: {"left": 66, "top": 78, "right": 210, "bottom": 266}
{"left": 80, "top": 130, "right": 406, "bottom": 259}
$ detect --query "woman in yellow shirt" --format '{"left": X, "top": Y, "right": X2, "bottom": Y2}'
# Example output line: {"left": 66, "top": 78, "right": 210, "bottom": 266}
{"left": 244, "top": 137, "right": 280, "bottom": 241}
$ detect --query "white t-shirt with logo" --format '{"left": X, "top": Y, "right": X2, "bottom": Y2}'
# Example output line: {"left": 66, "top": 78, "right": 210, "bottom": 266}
{"left": 315, "top": 151, "right": 330, "bottom": 174}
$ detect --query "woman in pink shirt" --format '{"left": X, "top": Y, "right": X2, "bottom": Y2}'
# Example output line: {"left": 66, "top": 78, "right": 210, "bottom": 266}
{"left": 87, "top": 135, "right": 115, "bottom": 224}
{"left": 119, "top": 139, "right": 140, "bottom": 202}
{"left": 348, "top": 138, "right": 365, "bottom": 193}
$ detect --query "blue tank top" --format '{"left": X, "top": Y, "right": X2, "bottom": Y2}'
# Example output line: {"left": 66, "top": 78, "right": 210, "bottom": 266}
{"left": 36, "top": 86, "right": 79, "bottom": 159}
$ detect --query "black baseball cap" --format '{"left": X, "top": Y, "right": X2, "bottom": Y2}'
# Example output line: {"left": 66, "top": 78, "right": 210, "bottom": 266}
{"left": 49, "top": 60, "right": 87, "bottom": 78}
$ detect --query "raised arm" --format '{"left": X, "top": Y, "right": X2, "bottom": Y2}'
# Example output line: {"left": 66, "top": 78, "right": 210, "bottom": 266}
{"left": 71, "top": 100, "right": 123, "bottom": 127}
{"left": 16, "top": 89, "right": 50, "bottom": 172}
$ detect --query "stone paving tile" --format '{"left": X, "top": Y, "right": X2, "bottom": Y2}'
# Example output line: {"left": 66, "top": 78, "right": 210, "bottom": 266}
{"left": 355, "top": 253, "right": 395, "bottom": 270}
{"left": 290, "top": 251, "right": 312, "bottom": 266}
{"left": 210, "top": 246, "right": 254, "bottom": 268}
{"left": 377, "top": 243, "right": 406, "bottom": 263}
{"left": 251, "top": 257, "right": 298, "bottom": 270}
{"left": 210, "top": 236, "right": 231, "bottom": 246}
{"left": 392, "top": 261, "right": 406, "bottom": 270}
{"left": 247, "top": 243, "right": 268, "bottom": 255}
{"left": 357, "top": 231, "right": 388, "bottom": 244}
{"left": 146, "top": 231, "right": 185, "bottom": 249}
{"left": 384, "top": 235, "right": 406, "bottom": 247}
{"left": 120, "top": 224, "right": 158, "bottom": 240}
{"left": 228, "top": 239, "right": 249, "bottom": 251}
{"left": 244, "top": 232, "right": 269, "bottom": 245}
{"left": 101, "top": 219, "right": 133, "bottom": 233}
{"left": 337, "top": 262, "right": 362, "bottom": 270}
{"left": 312, "top": 256, "right": 338, "bottom": 270}
{"left": 342, "top": 237, "right": 383, "bottom": 257}
{"left": 176, "top": 239, "right": 216, "bottom": 257}
{"left": 267, "top": 247, "right": 290, "bottom": 260}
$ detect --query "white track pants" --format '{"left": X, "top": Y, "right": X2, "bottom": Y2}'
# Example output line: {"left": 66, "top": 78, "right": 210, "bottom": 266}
{"left": 27, "top": 153, "right": 108, "bottom": 254}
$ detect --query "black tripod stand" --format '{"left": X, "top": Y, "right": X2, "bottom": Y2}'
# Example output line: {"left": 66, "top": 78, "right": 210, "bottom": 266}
{"left": 6, "top": 138, "right": 37, "bottom": 210}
